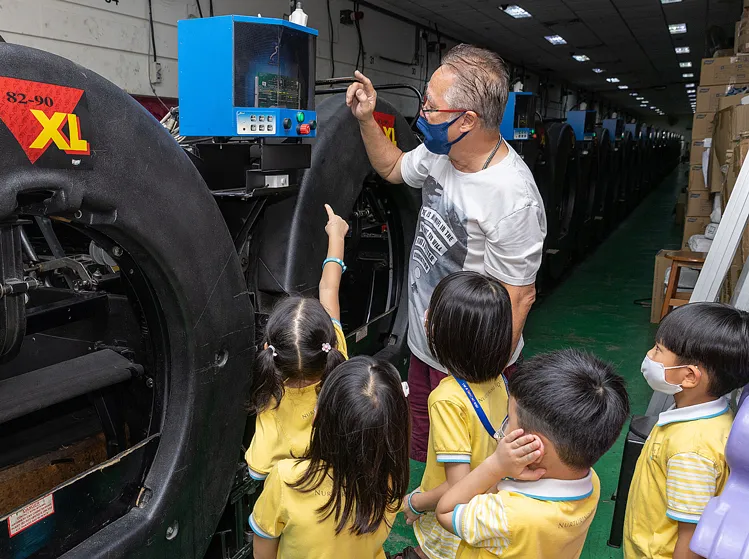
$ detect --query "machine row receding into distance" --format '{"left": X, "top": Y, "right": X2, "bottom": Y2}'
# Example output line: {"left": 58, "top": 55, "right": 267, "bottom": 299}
{"left": 0, "top": 13, "right": 681, "bottom": 559}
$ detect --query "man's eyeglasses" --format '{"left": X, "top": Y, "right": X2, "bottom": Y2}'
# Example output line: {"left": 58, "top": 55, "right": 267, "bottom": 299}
{"left": 496, "top": 416, "right": 509, "bottom": 440}
{"left": 421, "top": 108, "right": 480, "bottom": 116}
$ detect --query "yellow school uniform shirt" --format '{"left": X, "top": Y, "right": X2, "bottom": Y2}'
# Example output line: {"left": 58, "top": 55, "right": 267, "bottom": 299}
{"left": 453, "top": 470, "right": 600, "bottom": 559}
{"left": 624, "top": 397, "right": 732, "bottom": 559}
{"left": 250, "top": 458, "right": 395, "bottom": 559}
{"left": 453, "top": 469, "right": 601, "bottom": 559}
{"left": 245, "top": 320, "right": 347, "bottom": 480}
{"left": 414, "top": 374, "right": 509, "bottom": 559}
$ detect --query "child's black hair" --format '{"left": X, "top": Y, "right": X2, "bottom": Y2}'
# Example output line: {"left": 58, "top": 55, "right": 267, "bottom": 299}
{"left": 509, "top": 349, "right": 630, "bottom": 470}
{"left": 290, "top": 356, "right": 411, "bottom": 535}
{"left": 249, "top": 296, "right": 346, "bottom": 413}
{"left": 427, "top": 271, "right": 513, "bottom": 383}
{"left": 656, "top": 302, "right": 749, "bottom": 397}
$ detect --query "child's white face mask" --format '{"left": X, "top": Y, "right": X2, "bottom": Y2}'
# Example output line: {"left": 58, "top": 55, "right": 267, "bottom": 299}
{"left": 641, "top": 355, "right": 685, "bottom": 395}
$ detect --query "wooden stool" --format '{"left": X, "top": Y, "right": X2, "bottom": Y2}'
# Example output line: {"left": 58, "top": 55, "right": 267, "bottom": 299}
{"left": 660, "top": 250, "right": 707, "bottom": 320}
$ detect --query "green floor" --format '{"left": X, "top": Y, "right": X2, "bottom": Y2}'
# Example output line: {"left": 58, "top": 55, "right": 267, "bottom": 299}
{"left": 384, "top": 163, "right": 687, "bottom": 556}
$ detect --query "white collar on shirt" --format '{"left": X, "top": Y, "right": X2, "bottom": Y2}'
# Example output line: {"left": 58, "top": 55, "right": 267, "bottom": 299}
{"left": 497, "top": 470, "right": 594, "bottom": 502}
{"left": 657, "top": 396, "right": 730, "bottom": 427}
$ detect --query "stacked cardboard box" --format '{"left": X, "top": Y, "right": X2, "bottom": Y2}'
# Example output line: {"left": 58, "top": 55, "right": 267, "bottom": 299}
{"left": 736, "top": 4, "right": 749, "bottom": 55}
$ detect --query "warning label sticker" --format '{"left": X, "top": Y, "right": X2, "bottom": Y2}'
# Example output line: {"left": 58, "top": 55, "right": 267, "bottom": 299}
{"left": 0, "top": 76, "right": 94, "bottom": 169}
{"left": 8, "top": 494, "right": 55, "bottom": 537}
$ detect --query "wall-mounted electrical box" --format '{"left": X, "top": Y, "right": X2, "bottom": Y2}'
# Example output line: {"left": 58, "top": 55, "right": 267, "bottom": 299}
{"left": 567, "top": 110, "right": 597, "bottom": 141}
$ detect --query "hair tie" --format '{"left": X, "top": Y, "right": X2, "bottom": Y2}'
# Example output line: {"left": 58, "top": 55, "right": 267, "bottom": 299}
{"left": 267, "top": 345, "right": 278, "bottom": 357}
{"left": 321, "top": 342, "right": 332, "bottom": 353}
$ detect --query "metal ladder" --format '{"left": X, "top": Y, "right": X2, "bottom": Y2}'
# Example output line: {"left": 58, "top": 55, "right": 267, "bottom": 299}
{"left": 646, "top": 158, "right": 749, "bottom": 415}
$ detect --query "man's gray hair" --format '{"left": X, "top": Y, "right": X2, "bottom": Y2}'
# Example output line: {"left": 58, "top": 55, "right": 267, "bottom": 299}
{"left": 441, "top": 44, "right": 510, "bottom": 130}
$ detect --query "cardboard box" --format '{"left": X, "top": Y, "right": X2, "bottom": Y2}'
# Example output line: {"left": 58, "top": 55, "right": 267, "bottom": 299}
{"left": 692, "top": 112, "right": 715, "bottom": 140}
{"left": 651, "top": 249, "right": 671, "bottom": 324}
{"left": 683, "top": 216, "right": 711, "bottom": 247}
{"left": 676, "top": 191, "right": 686, "bottom": 226}
{"left": 718, "top": 91, "right": 749, "bottom": 111}
{"left": 686, "top": 190, "right": 713, "bottom": 216}
{"left": 690, "top": 140, "right": 708, "bottom": 165}
{"left": 700, "top": 57, "right": 749, "bottom": 85}
{"left": 713, "top": 104, "right": 749, "bottom": 166}
{"left": 689, "top": 164, "right": 708, "bottom": 191}
{"left": 709, "top": 147, "right": 725, "bottom": 193}
{"left": 697, "top": 83, "right": 749, "bottom": 112}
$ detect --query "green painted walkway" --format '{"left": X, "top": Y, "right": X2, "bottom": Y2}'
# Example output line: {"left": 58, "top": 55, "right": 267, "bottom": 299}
{"left": 384, "top": 164, "right": 687, "bottom": 557}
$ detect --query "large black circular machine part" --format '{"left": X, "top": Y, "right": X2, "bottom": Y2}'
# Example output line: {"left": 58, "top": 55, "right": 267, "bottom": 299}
{"left": 544, "top": 122, "right": 580, "bottom": 282}
{"left": 0, "top": 43, "right": 254, "bottom": 558}
{"left": 573, "top": 133, "right": 600, "bottom": 258}
{"left": 625, "top": 129, "right": 642, "bottom": 214}
{"left": 528, "top": 119, "right": 552, "bottom": 294}
{"left": 593, "top": 126, "right": 614, "bottom": 241}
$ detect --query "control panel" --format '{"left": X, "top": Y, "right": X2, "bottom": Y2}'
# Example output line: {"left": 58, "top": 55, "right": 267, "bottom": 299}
{"left": 178, "top": 15, "right": 318, "bottom": 138}
{"left": 567, "top": 110, "right": 597, "bottom": 142}
{"left": 501, "top": 92, "right": 538, "bottom": 142}
{"left": 236, "top": 109, "right": 317, "bottom": 137}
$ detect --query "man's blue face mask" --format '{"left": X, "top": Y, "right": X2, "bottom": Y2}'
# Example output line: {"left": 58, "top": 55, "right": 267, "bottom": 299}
{"left": 416, "top": 112, "right": 469, "bottom": 155}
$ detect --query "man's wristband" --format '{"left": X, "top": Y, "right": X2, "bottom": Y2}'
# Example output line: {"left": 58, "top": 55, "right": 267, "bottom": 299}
{"left": 408, "top": 490, "right": 425, "bottom": 515}
{"left": 323, "top": 257, "right": 346, "bottom": 273}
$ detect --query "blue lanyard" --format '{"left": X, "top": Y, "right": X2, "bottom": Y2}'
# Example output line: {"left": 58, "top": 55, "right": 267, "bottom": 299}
{"left": 456, "top": 375, "right": 509, "bottom": 439}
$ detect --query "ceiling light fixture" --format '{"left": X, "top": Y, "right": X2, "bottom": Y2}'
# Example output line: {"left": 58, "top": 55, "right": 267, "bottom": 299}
{"left": 675, "top": 46, "right": 690, "bottom": 54}
{"left": 501, "top": 4, "right": 532, "bottom": 18}
{"left": 573, "top": 54, "right": 590, "bottom": 62}
{"left": 650, "top": 106, "right": 656, "bottom": 109}
{"left": 636, "top": 96, "right": 644, "bottom": 100}
{"left": 592, "top": 68, "right": 605, "bottom": 73}
{"left": 680, "top": 61, "right": 693, "bottom": 68}
{"left": 669, "top": 23, "right": 687, "bottom": 34}
{"left": 545, "top": 35, "right": 567, "bottom": 45}
{"left": 661, "top": 0, "right": 683, "bottom": 4}
{"left": 630, "top": 92, "right": 638, "bottom": 96}
{"left": 618, "top": 85, "right": 629, "bottom": 89}
{"left": 606, "top": 77, "right": 620, "bottom": 83}
{"left": 685, "top": 83, "right": 695, "bottom": 88}
{"left": 682, "top": 73, "right": 694, "bottom": 78}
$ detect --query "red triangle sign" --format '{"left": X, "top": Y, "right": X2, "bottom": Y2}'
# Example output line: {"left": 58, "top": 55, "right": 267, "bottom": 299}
{"left": 0, "top": 77, "right": 85, "bottom": 164}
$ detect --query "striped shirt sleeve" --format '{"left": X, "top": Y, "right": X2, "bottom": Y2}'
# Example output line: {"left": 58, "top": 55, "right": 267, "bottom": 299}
{"left": 430, "top": 400, "right": 472, "bottom": 463}
{"left": 455, "top": 493, "right": 512, "bottom": 555}
{"left": 665, "top": 452, "right": 719, "bottom": 524}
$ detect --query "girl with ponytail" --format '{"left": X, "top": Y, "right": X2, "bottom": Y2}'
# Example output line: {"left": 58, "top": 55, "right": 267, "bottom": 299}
{"left": 245, "top": 204, "right": 349, "bottom": 481}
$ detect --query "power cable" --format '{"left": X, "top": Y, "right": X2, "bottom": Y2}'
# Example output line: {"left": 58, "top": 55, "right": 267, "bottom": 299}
{"left": 146, "top": 0, "right": 169, "bottom": 113}
{"left": 209, "top": 0, "right": 214, "bottom": 17}
{"left": 148, "top": 0, "right": 157, "bottom": 62}
{"left": 327, "top": 0, "right": 335, "bottom": 78}
{"left": 196, "top": 0, "right": 203, "bottom": 18}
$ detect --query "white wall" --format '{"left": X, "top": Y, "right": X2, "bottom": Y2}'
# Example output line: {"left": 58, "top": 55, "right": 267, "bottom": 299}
{"left": 0, "top": 0, "right": 449, "bottom": 116}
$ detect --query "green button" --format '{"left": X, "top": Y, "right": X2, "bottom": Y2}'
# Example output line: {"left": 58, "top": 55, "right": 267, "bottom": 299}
{"left": 296, "top": 112, "right": 305, "bottom": 123}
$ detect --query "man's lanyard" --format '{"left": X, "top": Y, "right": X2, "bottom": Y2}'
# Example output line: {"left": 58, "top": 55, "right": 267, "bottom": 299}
{"left": 455, "top": 375, "right": 509, "bottom": 439}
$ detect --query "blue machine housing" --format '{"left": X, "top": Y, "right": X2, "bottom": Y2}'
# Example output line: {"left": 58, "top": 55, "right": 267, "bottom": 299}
{"left": 500, "top": 92, "right": 536, "bottom": 141}
{"left": 603, "top": 118, "right": 624, "bottom": 141}
{"left": 178, "top": 15, "right": 318, "bottom": 138}
{"left": 567, "top": 110, "right": 597, "bottom": 141}
{"left": 625, "top": 123, "right": 639, "bottom": 138}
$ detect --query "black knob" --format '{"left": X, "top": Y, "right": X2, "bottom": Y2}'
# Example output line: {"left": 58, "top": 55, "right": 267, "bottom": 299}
{"left": 283, "top": 118, "right": 292, "bottom": 130}
{"left": 310, "top": 120, "right": 318, "bottom": 130}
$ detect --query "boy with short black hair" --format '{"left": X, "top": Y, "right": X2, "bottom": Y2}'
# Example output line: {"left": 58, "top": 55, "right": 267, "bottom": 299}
{"left": 624, "top": 302, "right": 749, "bottom": 559}
{"left": 435, "top": 349, "right": 630, "bottom": 558}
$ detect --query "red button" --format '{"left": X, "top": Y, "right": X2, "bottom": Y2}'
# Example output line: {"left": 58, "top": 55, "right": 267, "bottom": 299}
{"left": 298, "top": 124, "right": 311, "bottom": 135}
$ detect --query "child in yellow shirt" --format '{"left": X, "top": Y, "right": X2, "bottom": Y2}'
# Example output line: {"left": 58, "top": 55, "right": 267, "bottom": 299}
{"left": 436, "top": 349, "right": 630, "bottom": 559}
{"left": 249, "top": 356, "right": 411, "bottom": 559}
{"left": 245, "top": 204, "right": 349, "bottom": 481}
{"left": 395, "top": 271, "right": 514, "bottom": 559}
{"left": 624, "top": 302, "right": 749, "bottom": 559}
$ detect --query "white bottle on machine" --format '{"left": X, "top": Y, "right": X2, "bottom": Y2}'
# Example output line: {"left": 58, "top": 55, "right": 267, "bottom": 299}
{"left": 290, "top": 2, "right": 308, "bottom": 27}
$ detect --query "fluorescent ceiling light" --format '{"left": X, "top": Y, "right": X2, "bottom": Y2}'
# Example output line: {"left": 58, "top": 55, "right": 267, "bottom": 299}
{"left": 501, "top": 5, "right": 532, "bottom": 18}
{"left": 682, "top": 73, "right": 694, "bottom": 78}
{"left": 630, "top": 93, "right": 638, "bottom": 96}
{"left": 618, "top": 85, "right": 629, "bottom": 90}
{"left": 592, "top": 68, "right": 605, "bottom": 73}
{"left": 661, "top": 0, "right": 683, "bottom": 4}
{"left": 545, "top": 35, "right": 567, "bottom": 45}
{"left": 685, "top": 83, "right": 695, "bottom": 88}
{"left": 573, "top": 54, "right": 590, "bottom": 62}
{"left": 606, "top": 77, "right": 620, "bottom": 83}
{"left": 650, "top": 106, "right": 656, "bottom": 109}
{"left": 675, "top": 46, "right": 690, "bottom": 54}
{"left": 687, "top": 88, "right": 695, "bottom": 93}
{"left": 680, "top": 61, "right": 693, "bottom": 68}
{"left": 669, "top": 23, "right": 687, "bottom": 34}
{"left": 636, "top": 96, "right": 644, "bottom": 100}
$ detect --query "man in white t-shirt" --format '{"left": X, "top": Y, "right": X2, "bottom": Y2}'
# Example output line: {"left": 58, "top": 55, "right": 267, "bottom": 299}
{"left": 347, "top": 45, "right": 546, "bottom": 463}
